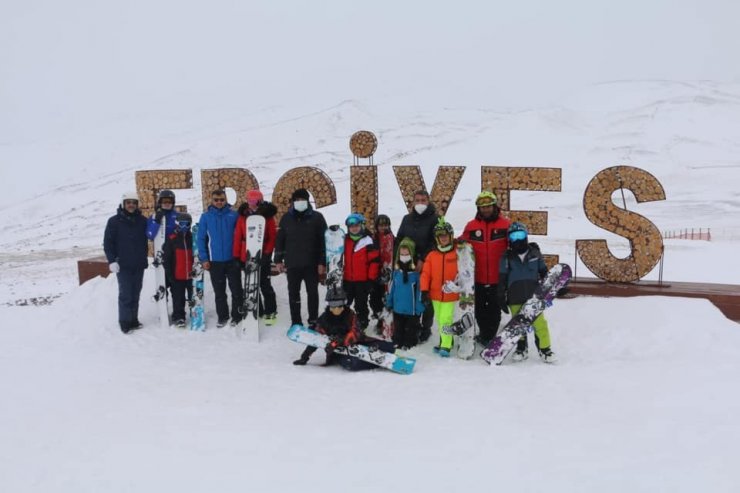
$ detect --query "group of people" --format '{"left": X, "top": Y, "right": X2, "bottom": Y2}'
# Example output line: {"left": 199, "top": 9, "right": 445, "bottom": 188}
{"left": 104, "top": 187, "right": 279, "bottom": 332}
{"left": 103, "top": 186, "right": 556, "bottom": 366}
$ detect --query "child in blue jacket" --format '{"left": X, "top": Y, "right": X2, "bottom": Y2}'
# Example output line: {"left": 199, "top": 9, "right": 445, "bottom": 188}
{"left": 386, "top": 237, "right": 424, "bottom": 349}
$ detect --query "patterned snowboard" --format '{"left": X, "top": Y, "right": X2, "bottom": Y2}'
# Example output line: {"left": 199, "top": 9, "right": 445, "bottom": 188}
{"left": 325, "top": 225, "right": 346, "bottom": 291}
{"left": 239, "top": 215, "right": 265, "bottom": 341}
{"left": 445, "top": 240, "right": 476, "bottom": 359}
{"left": 480, "top": 263, "right": 572, "bottom": 365}
{"left": 190, "top": 223, "right": 206, "bottom": 331}
{"left": 287, "top": 324, "right": 416, "bottom": 375}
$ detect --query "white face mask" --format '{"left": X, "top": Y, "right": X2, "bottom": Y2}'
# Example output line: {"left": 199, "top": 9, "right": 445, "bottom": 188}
{"left": 414, "top": 204, "right": 427, "bottom": 215}
{"left": 293, "top": 200, "right": 308, "bottom": 212}
{"left": 399, "top": 254, "right": 412, "bottom": 263}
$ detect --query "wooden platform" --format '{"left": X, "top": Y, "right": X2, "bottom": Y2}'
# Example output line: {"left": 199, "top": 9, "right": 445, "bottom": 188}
{"left": 78, "top": 256, "right": 111, "bottom": 285}
{"left": 567, "top": 278, "right": 740, "bottom": 322}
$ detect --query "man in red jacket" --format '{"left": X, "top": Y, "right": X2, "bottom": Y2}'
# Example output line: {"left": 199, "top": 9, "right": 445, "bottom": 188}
{"left": 460, "top": 191, "right": 511, "bottom": 346}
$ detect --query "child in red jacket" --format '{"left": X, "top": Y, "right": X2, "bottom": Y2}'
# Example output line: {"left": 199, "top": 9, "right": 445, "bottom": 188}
{"left": 343, "top": 213, "right": 381, "bottom": 331}
{"left": 233, "top": 189, "right": 279, "bottom": 325}
{"left": 163, "top": 213, "right": 194, "bottom": 328}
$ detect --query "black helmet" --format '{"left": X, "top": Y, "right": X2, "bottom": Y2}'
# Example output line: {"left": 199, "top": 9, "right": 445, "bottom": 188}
{"left": 176, "top": 212, "right": 192, "bottom": 228}
{"left": 326, "top": 286, "right": 347, "bottom": 308}
{"left": 158, "top": 189, "right": 176, "bottom": 205}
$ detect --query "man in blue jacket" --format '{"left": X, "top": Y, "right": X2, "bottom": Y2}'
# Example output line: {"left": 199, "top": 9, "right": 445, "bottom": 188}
{"left": 197, "top": 189, "right": 243, "bottom": 327}
{"left": 104, "top": 191, "right": 149, "bottom": 333}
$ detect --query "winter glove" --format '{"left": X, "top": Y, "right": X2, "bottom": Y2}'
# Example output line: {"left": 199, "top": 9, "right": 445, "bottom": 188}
{"left": 109, "top": 262, "right": 120, "bottom": 273}
{"left": 421, "top": 291, "right": 431, "bottom": 306}
{"left": 378, "top": 268, "right": 391, "bottom": 285}
{"left": 442, "top": 280, "right": 461, "bottom": 294}
{"left": 154, "top": 208, "right": 166, "bottom": 223}
{"left": 545, "top": 299, "right": 554, "bottom": 308}
{"left": 237, "top": 202, "right": 249, "bottom": 217}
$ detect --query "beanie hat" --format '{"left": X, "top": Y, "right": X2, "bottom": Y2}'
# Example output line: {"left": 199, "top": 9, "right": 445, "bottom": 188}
{"left": 246, "top": 189, "right": 264, "bottom": 203}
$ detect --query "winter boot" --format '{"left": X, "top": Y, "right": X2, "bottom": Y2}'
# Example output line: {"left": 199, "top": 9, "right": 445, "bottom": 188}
{"left": 217, "top": 318, "right": 229, "bottom": 328}
{"left": 512, "top": 337, "right": 528, "bottom": 361}
{"left": 175, "top": 319, "right": 186, "bottom": 328}
{"left": 538, "top": 347, "right": 558, "bottom": 364}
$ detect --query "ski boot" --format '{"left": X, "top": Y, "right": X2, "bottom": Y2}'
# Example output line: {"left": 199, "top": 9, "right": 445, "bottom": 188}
{"left": 538, "top": 347, "right": 558, "bottom": 364}
{"left": 217, "top": 318, "right": 229, "bottom": 328}
{"left": 434, "top": 346, "right": 451, "bottom": 358}
{"left": 512, "top": 338, "right": 528, "bottom": 362}
{"left": 175, "top": 319, "right": 186, "bottom": 329}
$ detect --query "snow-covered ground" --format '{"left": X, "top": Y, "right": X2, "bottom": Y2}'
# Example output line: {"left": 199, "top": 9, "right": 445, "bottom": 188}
{"left": 2, "top": 1, "right": 740, "bottom": 491}
{"left": 1, "top": 274, "right": 738, "bottom": 492}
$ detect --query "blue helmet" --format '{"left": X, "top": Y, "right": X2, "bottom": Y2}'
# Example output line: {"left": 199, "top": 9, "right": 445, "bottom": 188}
{"left": 345, "top": 213, "right": 366, "bottom": 227}
{"left": 508, "top": 222, "right": 528, "bottom": 242}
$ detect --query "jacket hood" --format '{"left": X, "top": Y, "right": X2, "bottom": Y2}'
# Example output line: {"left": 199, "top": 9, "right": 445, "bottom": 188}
{"left": 395, "top": 237, "right": 418, "bottom": 267}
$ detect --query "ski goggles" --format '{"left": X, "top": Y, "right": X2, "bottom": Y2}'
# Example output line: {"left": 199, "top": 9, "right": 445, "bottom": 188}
{"left": 177, "top": 221, "right": 191, "bottom": 229}
{"left": 508, "top": 230, "right": 527, "bottom": 242}
{"left": 346, "top": 217, "right": 363, "bottom": 226}
{"left": 327, "top": 299, "right": 346, "bottom": 308}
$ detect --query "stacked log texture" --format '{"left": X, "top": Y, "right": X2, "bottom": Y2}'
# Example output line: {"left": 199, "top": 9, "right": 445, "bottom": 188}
{"left": 135, "top": 169, "right": 193, "bottom": 220}
{"left": 349, "top": 131, "right": 378, "bottom": 158}
{"left": 350, "top": 166, "right": 379, "bottom": 232}
{"left": 392, "top": 165, "right": 465, "bottom": 216}
{"left": 200, "top": 168, "right": 259, "bottom": 210}
{"left": 273, "top": 167, "right": 336, "bottom": 223}
{"left": 578, "top": 166, "right": 666, "bottom": 282}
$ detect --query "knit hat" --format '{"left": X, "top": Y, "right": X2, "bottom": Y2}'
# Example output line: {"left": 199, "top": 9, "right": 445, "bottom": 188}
{"left": 246, "top": 189, "right": 264, "bottom": 203}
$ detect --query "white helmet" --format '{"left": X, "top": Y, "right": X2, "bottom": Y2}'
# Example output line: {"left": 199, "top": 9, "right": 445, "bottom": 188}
{"left": 121, "top": 191, "right": 139, "bottom": 208}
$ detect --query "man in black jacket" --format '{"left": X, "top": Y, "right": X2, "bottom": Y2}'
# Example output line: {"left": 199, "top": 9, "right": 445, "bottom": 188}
{"left": 103, "top": 192, "right": 149, "bottom": 333}
{"left": 274, "top": 188, "right": 328, "bottom": 328}
{"left": 395, "top": 190, "right": 439, "bottom": 342}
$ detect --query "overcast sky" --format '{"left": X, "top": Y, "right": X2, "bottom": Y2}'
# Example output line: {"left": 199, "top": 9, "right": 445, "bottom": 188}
{"left": 2, "top": 0, "right": 739, "bottom": 143}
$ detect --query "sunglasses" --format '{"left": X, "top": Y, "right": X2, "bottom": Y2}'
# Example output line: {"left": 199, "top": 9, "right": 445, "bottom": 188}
{"left": 509, "top": 231, "right": 527, "bottom": 242}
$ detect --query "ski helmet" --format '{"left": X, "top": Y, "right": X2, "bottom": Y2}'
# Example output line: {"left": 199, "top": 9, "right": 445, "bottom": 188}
{"left": 475, "top": 191, "right": 497, "bottom": 207}
{"left": 157, "top": 189, "right": 176, "bottom": 205}
{"left": 176, "top": 212, "right": 192, "bottom": 229}
{"left": 326, "top": 286, "right": 347, "bottom": 308}
{"left": 345, "top": 213, "right": 366, "bottom": 227}
{"left": 121, "top": 191, "right": 139, "bottom": 208}
{"left": 434, "top": 218, "right": 454, "bottom": 237}
{"left": 508, "top": 222, "right": 528, "bottom": 242}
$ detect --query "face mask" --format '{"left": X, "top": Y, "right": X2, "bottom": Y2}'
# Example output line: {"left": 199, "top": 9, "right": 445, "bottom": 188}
{"left": 399, "top": 254, "right": 412, "bottom": 263}
{"left": 414, "top": 204, "right": 427, "bottom": 215}
{"left": 511, "top": 239, "right": 528, "bottom": 254}
{"left": 293, "top": 200, "right": 308, "bottom": 212}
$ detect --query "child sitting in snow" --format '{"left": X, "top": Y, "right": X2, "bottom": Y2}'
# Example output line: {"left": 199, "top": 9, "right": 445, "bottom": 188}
{"left": 420, "top": 219, "right": 460, "bottom": 357}
{"left": 293, "top": 287, "right": 395, "bottom": 370}
{"left": 163, "top": 213, "right": 194, "bottom": 328}
{"left": 386, "top": 237, "right": 424, "bottom": 349}
{"left": 497, "top": 222, "right": 557, "bottom": 363}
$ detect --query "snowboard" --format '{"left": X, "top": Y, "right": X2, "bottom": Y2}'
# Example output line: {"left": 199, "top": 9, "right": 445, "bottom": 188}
{"left": 480, "top": 263, "right": 572, "bottom": 365}
{"left": 189, "top": 223, "right": 205, "bottom": 331}
{"left": 151, "top": 215, "right": 170, "bottom": 329}
{"left": 377, "top": 232, "right": 395, "bottom": 340}
{"left": 239, "top": 215, "right": 265, "bottom": 341}
{"left": 443, "top": 240, "right": 476, "bottom": 359}
{"left": 324, "top": 225, "right": 346, "bottom": 291}
{"left": 287, "top": 324, "right": 416, "bottom": 375}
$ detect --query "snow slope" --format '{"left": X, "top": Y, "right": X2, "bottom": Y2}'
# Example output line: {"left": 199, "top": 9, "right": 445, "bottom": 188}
{"left": 1, "top": 274, "right": 738, "bottom": 492}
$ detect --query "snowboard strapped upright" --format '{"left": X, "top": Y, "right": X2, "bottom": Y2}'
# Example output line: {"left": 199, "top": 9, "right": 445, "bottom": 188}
{"left": 324, "top": 225, "right": 345, "bottom": 291}
{"left": 190, "top": 223, "right": 205, "bottom": 331}
{"left": 152, "top": 215, "right": 170, "bottom": 329}
{"left": 239, "top": 215, "right": 265, "bottom": 341}
{"left": 480, "top": 263, "right": 572, "bottom": 365}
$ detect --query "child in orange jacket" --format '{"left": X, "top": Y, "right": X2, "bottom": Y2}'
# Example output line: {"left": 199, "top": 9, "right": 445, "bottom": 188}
{"left": 420, "top": 219, "right": 459, "bottom": 357}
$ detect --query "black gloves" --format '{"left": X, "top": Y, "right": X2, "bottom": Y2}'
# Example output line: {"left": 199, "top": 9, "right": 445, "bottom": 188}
{"left": 237, "top": 202, "right": 249, "bottom": 217}
{"left": 421, "top": 291, "right": 431, "bottom": 305}
{"left": 154, "top": 209, "right": 166, "bottom": 223}
{"left": 378, "top": 268, "right": 391, "bottom": 285}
